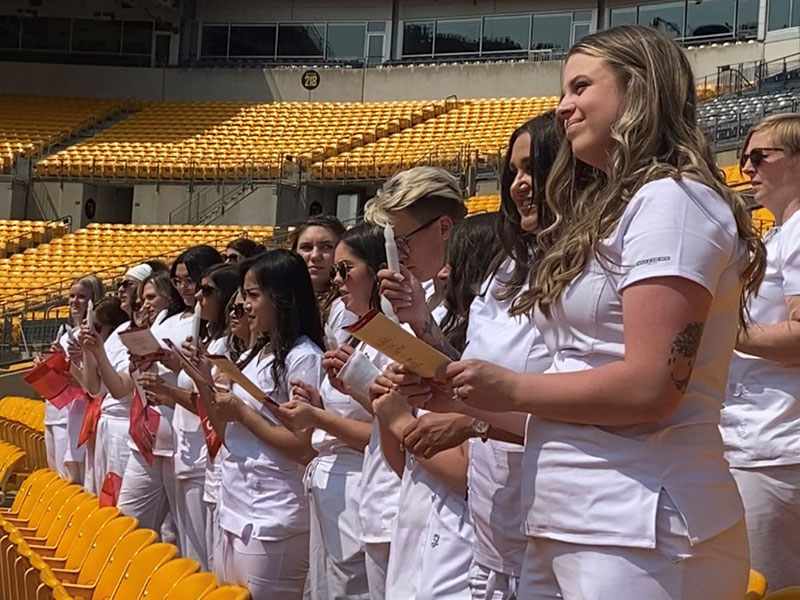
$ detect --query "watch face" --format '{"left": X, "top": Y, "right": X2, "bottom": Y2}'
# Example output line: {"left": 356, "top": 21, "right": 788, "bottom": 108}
{"left": 473, "top": 419, "right": 489, "bottom": 434}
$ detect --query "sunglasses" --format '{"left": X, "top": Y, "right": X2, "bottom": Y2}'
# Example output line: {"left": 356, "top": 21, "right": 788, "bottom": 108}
{"left": 117, "top": 279, "right": 136, "bottom": 290}
{"left": 223, "top": 253, "right": 240, "bottom": 263}
{"left": 329, "top": 261, "right": 355, "bottom": 281}
{"left": 740, "top": 147, "right": 784, "bottom": 170}
{"left": 198, "top": 284, "right": 217, "bottom": 298}
{"left": 229, "top": 303, "right": 245, "bottom": 319}
{"left": 171, "top": 276, "right": 196, "bottom": 290}
{"left": 395, "top": 215, "right": 441, "bottom": 254}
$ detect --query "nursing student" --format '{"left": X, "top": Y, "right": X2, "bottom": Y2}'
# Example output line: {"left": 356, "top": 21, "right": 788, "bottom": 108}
{"left": 378, "top": 113, "right": 560, "bottom": 600}
{"left": 279, "top": 223, "right": 388, "bottom": 600}
{"left": 362, "top": 166, "right": 474, "bottom": 599}
{"left": 206, "top": 249, "right": 324, "bottom": 600}
{"left": 423, "top": 26, "right": 765, "bottom": 599}
{"left": 723, "top": 113, "right": 800, "bottom": 590}
{"left": 46, "top": 274, "right": 104, "bottom": 483}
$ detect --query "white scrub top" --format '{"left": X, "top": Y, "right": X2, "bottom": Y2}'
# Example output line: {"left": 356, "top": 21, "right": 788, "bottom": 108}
{"left": 101, "top": 321, "right": 134, "bottom": 418}
{"left": 723, "top": 210, "right": 800, "bottom": 467}
{"left": 527, "top": 177, "right": 746, "bottom": 548}
{"left": 218, "top": 336, "right": 323, "bottom": 541}
{"left": 463, "top": 258, "right": 551, "bottom": 576}
{"left": 45, "top": 328, "right": 76, "bottom": 426}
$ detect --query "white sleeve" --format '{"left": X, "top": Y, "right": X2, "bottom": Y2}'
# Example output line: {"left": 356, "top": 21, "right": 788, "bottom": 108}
{"left": 284, "top": 350, "right": 323, "bottom": 396}
{"left": 780, "top": 218, "right": 800, "bottom": 297}
{"left": 327, "top": 299, "right": 358, "bottom": 344}
{"left": 106, "top": 333, "right": 130, "bottom": 375}
{"left": 617, "top": 179, "right": 736, "bottom": 295}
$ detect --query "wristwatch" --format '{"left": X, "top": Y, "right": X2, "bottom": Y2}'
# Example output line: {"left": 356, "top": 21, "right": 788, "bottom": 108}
{"left": 471, "top": 418, "right": 490, "bottom": 442}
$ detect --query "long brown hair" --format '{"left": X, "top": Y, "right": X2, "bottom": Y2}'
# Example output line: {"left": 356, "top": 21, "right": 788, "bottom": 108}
{"left": 528, "top": 25, "right": 765, "bottom": 328}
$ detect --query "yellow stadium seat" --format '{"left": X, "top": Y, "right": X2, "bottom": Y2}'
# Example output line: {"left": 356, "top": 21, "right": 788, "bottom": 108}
{"left": 140, "top": 557, "right": 200, "bottom": 599}
{"left": 165, "top": 572, "right": 218, "bottom": 600}
{"left": 201, "top": 585, "right": 252, "bottom": 600}
{"left": 748, "top": 569, "right": 768, "bottom": 600}
{"left": 110, "top": 542, "right": 179, "bottom": 599}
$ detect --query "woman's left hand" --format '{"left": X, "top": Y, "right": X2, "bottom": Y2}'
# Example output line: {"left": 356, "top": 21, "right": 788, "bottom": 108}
{"left": 277, "top": 400, "right": 318, "bottom": 432}
{"left": 446, "top": 359, "right": 518, "bottom": 412}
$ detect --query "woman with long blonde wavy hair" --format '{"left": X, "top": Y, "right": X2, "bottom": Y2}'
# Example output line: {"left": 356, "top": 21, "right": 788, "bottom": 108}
{"left": 386, "top": 25, "right": 767, "bottom": 599}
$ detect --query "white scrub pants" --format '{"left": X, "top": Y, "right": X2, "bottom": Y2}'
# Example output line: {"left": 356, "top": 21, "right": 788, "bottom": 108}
{"left": 88, "top": 414, "right": 131, "bottom": 497}
{"left": 205, "top": 501, "right": 219, "bottom": 574}
{"left": 417, "top": 495, "right": 473, "bottom": 600}
{"left": 732, "top": 464, "right": 800, "bottom": 591}
{"left": 469, "top": 562, "right": 519, "bottom": 600}
{"left": 218, "top": 526, "right": 309, "bottom": 600}
{"left": 308, "top": 457, "right": 369, "bottom": 600}
{"left": 519, "top": 498, "right": 748, "bottom": 600}
{"left": 45, "top": 424, "right": 68, "bottom": 478}
{"left": 364, "top": 542, "right": 390, "bottom": 600}
{"left": 174, "top": 476, "right": 209, "bottom": 570}
{"left": 63, "top": 398, "right": 87, "bottom": 484}
{"left": 117, "top": 450, "right": 177, "bottom": 536}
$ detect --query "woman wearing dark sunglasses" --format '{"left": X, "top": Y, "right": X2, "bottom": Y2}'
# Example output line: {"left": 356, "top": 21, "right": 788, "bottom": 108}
{"left": 723, "top": 113, "right": 800, "bottom": 590}
{"left": 278, "top": 222, "right": 391, "bottom": 600}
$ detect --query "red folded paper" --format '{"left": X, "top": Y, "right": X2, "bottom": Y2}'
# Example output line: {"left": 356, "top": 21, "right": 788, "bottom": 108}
{"left": 24, "top": 351, "right": 82, "bottom": 409}
{"left": 78, "top": 395, "right": 102, "bottom": 447}
{"left": 196, "top": 395, "right": 222, "bottom": 460}
{"left": 99, "top": 472, "right": 123, "bottom": 508}
{"left": 129, "top": 384, "right": 160, "bottom": 467}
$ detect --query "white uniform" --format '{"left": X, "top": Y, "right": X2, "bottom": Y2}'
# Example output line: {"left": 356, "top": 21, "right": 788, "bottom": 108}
{"left": 87, "top": 321, "right": 133, "bottom": 497}
{"left": 45, "top": 329, "right": 74, "bottom": 479}
{"left": 327, "top": 298, "right": 358, "bottom": 345}
{"left": 521, "top": 178, "right": 749, "bottom": 599}
{"left": 217, "top": 337, "right": 322, "bottom": 600}
{"left": 118, "top": 310, "right": 192, "bottom": 535}
{"left": 173, "top": 336, "right": 228, "bottom": 570}
{"left": 461, "top": 258, "right": 551, "bottom": 600}
{"left": 722, "top": 210, "right": 800, "bottom": 590}
{"left": 307, "top": 368, "right": 373, "bottom": 600}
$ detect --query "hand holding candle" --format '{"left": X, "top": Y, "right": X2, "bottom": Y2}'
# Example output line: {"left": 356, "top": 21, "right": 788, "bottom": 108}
{"left": 190, "top": 301, "right": 202, "bottom": 347}
{"left": 324, "top": 324, "right": 339, "bottom": 351}
{"left": 86, "top": 300, "right": 94, "bottom": 329}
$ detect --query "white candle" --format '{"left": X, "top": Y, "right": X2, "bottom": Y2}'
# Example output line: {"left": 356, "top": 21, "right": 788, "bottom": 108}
{"left": 324, "top": 324, "right": 338, "bottom": 351}
{"left": 190, "top": 301, "right": 202, "bottom": 344}
{"left": 86, "top": 300, "right": 94, "bottom": 329}
{"left": 384, "top": 224, "right": 400, "bottom": 272}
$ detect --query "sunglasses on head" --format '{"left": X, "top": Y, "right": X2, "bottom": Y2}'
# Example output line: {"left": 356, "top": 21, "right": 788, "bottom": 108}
{"left": 229, "top": 303, "right": 245, "bottom": 319}
{"left": 741, "top": 147, "right": 784, "bottom": 170}
{"left": 198, "top": 284, "right": 217, "bottom": 298}
{"left": 223, "top": 253, "right": 240, "bottom": 263}
{"left": 329, "top": 261, "right": 354, "bottom": 281}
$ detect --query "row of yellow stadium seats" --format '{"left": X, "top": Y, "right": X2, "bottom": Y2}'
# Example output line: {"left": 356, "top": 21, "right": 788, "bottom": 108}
{"left": 0, "top": 469, "right": 250, "bottom": 600}
{"left": 36, "top": 163, "right": 283, "bottom": 180}
{"left": 0, "top": 397, "right": 46, "bottom": 474}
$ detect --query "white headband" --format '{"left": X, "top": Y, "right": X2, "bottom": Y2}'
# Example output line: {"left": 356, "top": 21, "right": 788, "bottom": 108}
{"left": 124, "top": 264, "right": 153, "bottom": 283}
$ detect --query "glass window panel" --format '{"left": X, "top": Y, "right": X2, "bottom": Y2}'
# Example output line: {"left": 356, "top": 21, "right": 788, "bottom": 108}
{"left": 638, "top": 1, "right": 685, "bottom": 38}
{"left": 72, "top": 19, "right": 122, "bottom": 53}
{"left": 367, "top": 34, "right": 384, "bottom": 65}
{"left": 531, "top": 13, "right": 571, "bottom": 53}
{"left": 326, "top": 23, "right": 365, "bottom": 59}
{"left": 368, "top": 21, "right": 386, "bottom": 32}
{"left": 201, "top": 25, "right": 228, "bottom": 57}
{"left": 737, "top": 0, "right": 759, "bottom": 35}
{"left": 435, "top": 18, "right": 480, "bottom": 54}
{"left": 403, "top": 21, "right": 433, "bottom": 55}
{"left": 0, "top": 16, "right": 20, "bottom": 49}
{"left": 229, "top": 25, "right": 276, "bottom": 56}
{"left": 573, "top": 23, "right": 591, "bottom": 44}
{"left": 277, "top": 23, "right": 325, "bottom": 56}
{"left": 686, "top": 0, "right": 734, "bottom": 39}
{"left": 482, "top": 15, "right": 529, "bottom": 52}
{"left": 793, "top": 0, "right": 800, "bottom": 26}
{"left": 610, "top": 7, "right": 637, "bottom": 27}
{"left": 573, "top": 10, "right": 593, "bottom": 22}
{"left": 122, "top": 21, "right": 152, "bottom": 54}
{"left": 769, "top": 0, "right": 791, "bottom": 30}
{"left": 21, "top": 18, "right": 71, "bottom": 51}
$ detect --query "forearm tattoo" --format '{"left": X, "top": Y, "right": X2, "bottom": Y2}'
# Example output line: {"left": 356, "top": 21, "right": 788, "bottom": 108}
{"left": 421, "top": 313, "right": 461, "bottom": 361}
{"left": 667, "top": 322, "right": 704, "bottom": 393}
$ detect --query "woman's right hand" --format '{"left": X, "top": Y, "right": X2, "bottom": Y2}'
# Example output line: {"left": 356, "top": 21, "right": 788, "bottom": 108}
{"left": 377, "top": 264, "right": 428, "bottom": 330}
{"left": 77, "top": 324, "right": 101, "bottom": 356}
{"left": 212, "top": 391, "right": 244, "bottom": 423}
{"left": 322, "top": 344, "right": 355, "bottom": 378}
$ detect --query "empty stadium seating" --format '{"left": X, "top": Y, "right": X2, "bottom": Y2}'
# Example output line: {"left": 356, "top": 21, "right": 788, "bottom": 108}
{"left": 0, "top": 96, "right": 122, "bottom": 172}
{"left": 0, "top": 464, "right": 251, "bottom": 600}
{"left": 0, "top": 223, "right": 274, "bottom": 311}
{"left": 0, "top": 221, "right": 70, "bottom": 259}
{"left": 0, "top": 397, "right": 46, "bottom": 475}
{"left": 311, "top": 97, "right": 559, "bottom": 180}
{"left": 699, "top": 89, "right": 800, "bottom": 147}
{"left": 35, "top": 99, "right": 454, "bottom": 181}
{"left": 466, "top": 195, "right": 501, "bottom": 215}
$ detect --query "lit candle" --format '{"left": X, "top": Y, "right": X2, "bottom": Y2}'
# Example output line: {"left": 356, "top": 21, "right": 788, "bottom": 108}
{"left": 190, "top": 301, "right": 202, "bottom": 345}
{"left": 324, "top": 324, "right": 338, "bottom": 351}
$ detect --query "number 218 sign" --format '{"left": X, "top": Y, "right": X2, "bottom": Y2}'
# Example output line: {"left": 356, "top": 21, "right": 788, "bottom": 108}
{"left": 302, "top": 70, "right": 321, "bottom": 90}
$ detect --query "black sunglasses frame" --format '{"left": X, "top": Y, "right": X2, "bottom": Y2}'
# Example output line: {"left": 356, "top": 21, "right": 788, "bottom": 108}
{"left": 740, "top": 147, "right": 784, "bottom": 170}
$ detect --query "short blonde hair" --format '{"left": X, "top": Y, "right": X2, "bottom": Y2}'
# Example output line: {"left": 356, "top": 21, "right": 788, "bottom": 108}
{"left": 364, "top": 166, "right": 466, "bottom": 226}
{"left": 741, "top": 113, "right": 800, "bottom": 168}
